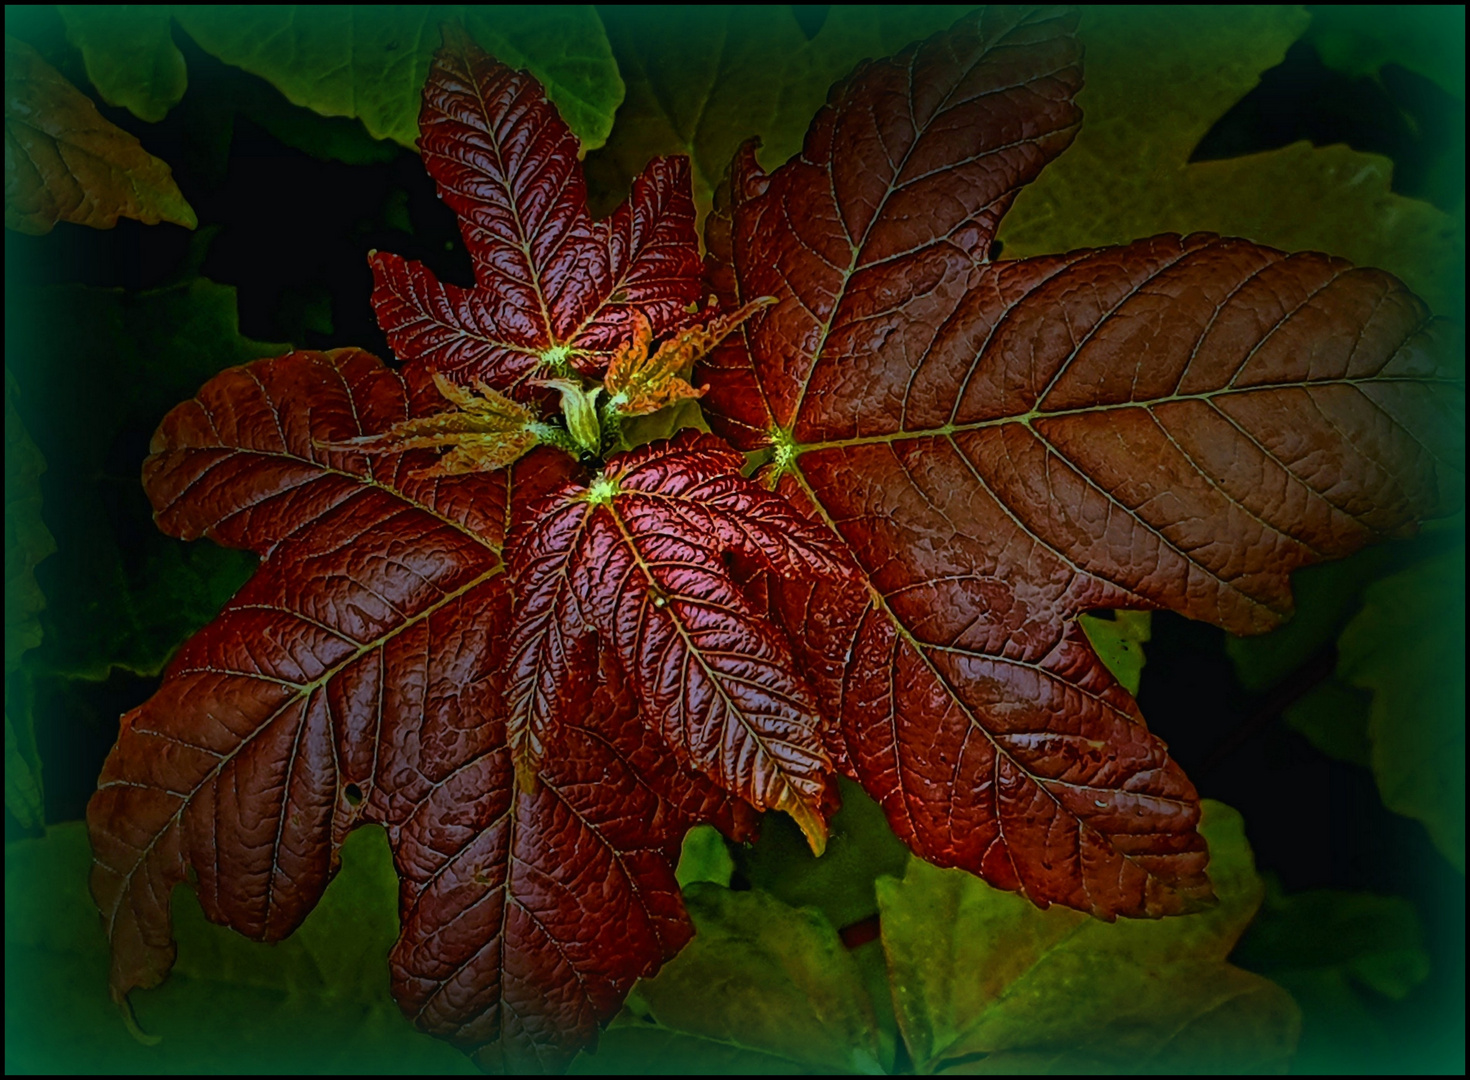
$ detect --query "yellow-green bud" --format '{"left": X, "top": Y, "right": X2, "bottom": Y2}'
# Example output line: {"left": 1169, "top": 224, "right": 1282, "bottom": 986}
{"left": 542, "top": 379, "right": 604, "bottom": 454}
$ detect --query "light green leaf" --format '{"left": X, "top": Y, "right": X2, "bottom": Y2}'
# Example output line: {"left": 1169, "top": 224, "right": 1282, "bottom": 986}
{"left": 585, "top": 5, "right": 974, "bottom": 223}
{"left": 877, "top": 800, "right": 1300, "bottom": 1073}
{"left": 4, "top": 822, "right": 476, "bottom": 1072}
{"left": 1304, "top": 6, "right": 1465, "bottom": 99}
{"left": 573, "top": 884, "right": 885, "bottom": 1075}
{"left": 1232, "top": 877, "right": 1431, "bottom": 1071}
{"left": 997, "top": 6, "right": 1462, "bottom": 316}
{"left": 621, "top": 396, "right": 710, "bottom": 450}
{"left": 173, "top": 5, "right": 623, "bottom": 152}
{"left": 1337, "top": 545, "right": 1466, "bottom": 871}
{"left": 736, "top": 776, "right": 910, "bottom": 932}
{"left": 7, "top": 278, "right": 283, "bottom": 681}
{"left": 1078, "top": 610, "right": 1151, "bottom": 696}
{"left": 676, "top": 824, "right": 735, "bottom": 888}
{"left": 58, "top": 5, "right": 186, "bottom": 122}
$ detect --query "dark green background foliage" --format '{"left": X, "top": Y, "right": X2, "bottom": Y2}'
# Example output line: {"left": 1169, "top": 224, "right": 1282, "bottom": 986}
{"left": 4, "top": 5, "right": 1463, "bottom": 1074}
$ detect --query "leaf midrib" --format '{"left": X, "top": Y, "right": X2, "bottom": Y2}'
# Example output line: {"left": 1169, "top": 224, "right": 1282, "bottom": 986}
{"left": 784, "top": 461, "right": 1193, "bottom": 901}
{"left": 95, "top": 564, "right": 503, "bottom": 950}
{"left": 788, "top": 374, "right": 1464, "bottom": 454}
{"left": 602, "top": 495, "right": 818, "bottom": 817}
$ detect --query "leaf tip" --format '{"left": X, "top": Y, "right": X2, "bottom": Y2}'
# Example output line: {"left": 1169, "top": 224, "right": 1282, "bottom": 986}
{"left": 111, "top": 988, "right": 162, "bottom": 1047}
{"left": 784, "top": 798, "right": 829, "bottom": 857}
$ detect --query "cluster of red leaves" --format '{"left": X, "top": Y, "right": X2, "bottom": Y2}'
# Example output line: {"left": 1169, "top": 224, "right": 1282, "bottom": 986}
{"left": 88, "top": 10, "right": 1461, "bottom": 1072}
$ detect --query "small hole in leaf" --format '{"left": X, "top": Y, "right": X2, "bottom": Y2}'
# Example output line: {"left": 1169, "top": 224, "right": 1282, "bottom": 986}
{"left": 610, "top": 288, "right": 628, "bottom": 303}
{"left": 345, "top": 783, "right": 363, "bottom": 806}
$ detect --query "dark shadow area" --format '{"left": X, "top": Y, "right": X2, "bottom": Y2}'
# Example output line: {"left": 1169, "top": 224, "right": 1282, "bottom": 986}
{"left": 1192, "top": 38, "right": 1465, "bottom": 214}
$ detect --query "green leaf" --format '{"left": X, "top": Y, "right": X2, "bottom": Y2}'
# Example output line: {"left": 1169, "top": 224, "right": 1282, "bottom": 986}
{"left": 1223, "top": 524, "right": 1460, "bottom": 765}
{"left": 4, "top": 712, "right": 43, "bottom": 830}
{"left": 1304, "top": 5, "right": 1466, "bottom": 99}
{"left": 585, "top": 5, "right": 975, "bottom": 222}
{"left": 1235, "top": 877, "right": 1429, "bottom": 1000}
{"left": 4, "top": 34, "right": 196, "bottom": 234}
{"left": 5, "top": 278, "right": 281, "bottom": 681}
{"left": 4, "top": 374, "right": 54, "bottom": 830}
{"left": 1232, "top": 877, "right": 1430, "bottom": 1072}
{"left": 173, "top": 5, "right": 623, "bottom": 152}
{"left": 1224, "top": 547, "right": 1399, "bottom": 693}
{"left": 676, "top": 824, "right": 735, "bottom": 888}
{"left": 876, "top": 800, "right": 1300, "bottom": 1073}
{"left": 4, "top": 822, "right": 476, "bottom": 1072}
{"left": 736, "top": 776, "right": 910, "bottom": 932}
{"left": 996, "top": 6, "right": 1463, "bottom": 316}
{"left": 1337, "top": 545, "right": 1467, "bottom": 871}
{"left": 572, "top": 883, "right": 885, "bottom": 1075}
{"left": 620, "top": 396, "right": 710, "bottom": 451}
{"left": 1281, "top": 676, "right": 1373, "bottom": 768}
{"left": 57, "top": 5, "right": 186, "bottom": 123}
{"left": 1078, "top": 610, "right": 1151, "bottom": 696}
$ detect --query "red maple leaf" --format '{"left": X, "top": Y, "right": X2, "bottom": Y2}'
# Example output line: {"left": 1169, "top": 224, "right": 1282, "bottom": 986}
{"left": 89, "top": 349, "right": 754, "bottom": 1071}
{"left": 504, "top": 429, "right": 854, "bottom": 851}
{"left": 86, "top": 32, "right": 775, "bottom": 1073}
{"left": 368, "top": 26, "right": 703, "bottom": 395}
{"left": 87, "top": 11, "right": 1460, "bottom": 1074}
{"left": 698, "top": 6, "right": 1462, "bottom": 917}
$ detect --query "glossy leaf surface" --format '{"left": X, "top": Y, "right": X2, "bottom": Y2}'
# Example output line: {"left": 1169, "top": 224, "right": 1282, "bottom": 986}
{"left": 506, "top": 430, "right": 852, "bottom": 851}
{"left": 88, "top": 347, "right": 518, "bottom": 991}
{"left": 700, "top": 7, "right": 1463, "bottom": 917}
{"left": 80, "top": 6, "right": 1464, "bottom": 1071}
{"left": 369, "top": 32, "right": 701, "bottom": 394}
{"left": 85, "top": 350, "right": 748, "bottom": 1071}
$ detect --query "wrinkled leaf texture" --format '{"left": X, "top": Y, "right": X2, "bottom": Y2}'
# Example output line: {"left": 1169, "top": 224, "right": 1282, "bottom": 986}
{"left": 368, "top": 27, "right": 702, "bottom": 396}
{"left": 87, "top": 6, "right": 1464, "bottom": 1074}
{"left": 505, "top": 430, "right": 852, "bottom": 850}
{"left": 699, "top": 5, "right": 1463, "bottom": 918}
{"left": 86, "top": 350, "right": 753, "bottom": 1073}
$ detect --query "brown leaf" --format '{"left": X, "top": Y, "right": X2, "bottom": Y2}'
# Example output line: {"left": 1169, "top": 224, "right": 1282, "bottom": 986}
{"left": 4, "top": 35, "right": 195, "bottom": 235}
{"left": 699, "top": 8, "right": 1463, "bottom": 918}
